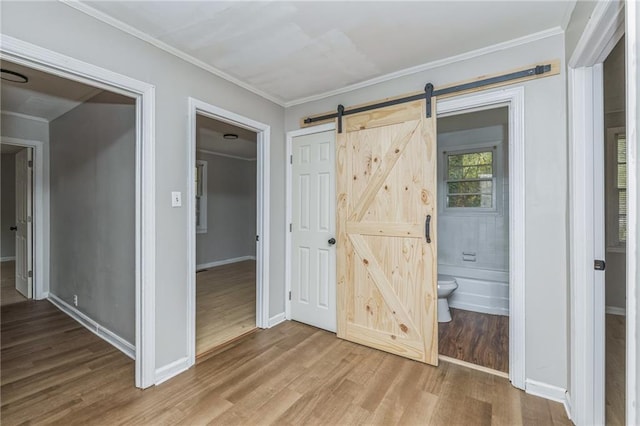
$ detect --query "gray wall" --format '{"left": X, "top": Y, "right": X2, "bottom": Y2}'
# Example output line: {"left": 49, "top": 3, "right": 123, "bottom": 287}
{"left": 1, "top": 153, "right": 17, "bottom": 259}
{"left": 286, "top": 33, "right": 568, "bottom": 390}
{"left": 50, "top": 91, "right": 136, "bottom": 344}
{"left": 196, "top": 152, "right": 256, "bottom": 266}
{"left": 1, "top": 1, "right": 286, "bottom": 368}
{"left": 604, "top": 36, "right": 626, "bottom": 311}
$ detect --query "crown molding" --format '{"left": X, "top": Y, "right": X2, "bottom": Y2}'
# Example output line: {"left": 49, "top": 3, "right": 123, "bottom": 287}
{"left": 196, "top": 148, "right": 256, "bottom": 162}
{"left": 0, "top": 110, "right": 49, "bottom": 123}
{"left": 283, "top": 26, "right": 564, "bottom": 107}
{"left": 60, "top": 0, "right": 286, "bottom": 107}
{"left": 61, "top": 1, "right": 563, "bottom": 109}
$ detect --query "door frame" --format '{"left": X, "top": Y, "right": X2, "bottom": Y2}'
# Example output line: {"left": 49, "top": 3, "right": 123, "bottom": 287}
{"left": 437, "top": 87, "right": 526, "bottom": 390}
{"left": 285, "top": 122, "right": 336, "bottom": 322}
{"left": 285, "top": 88, "right": 525, "bottom": 388}
{"left": 0, "top": 34, "right": 157, "bottom": 389}
{"left": 186, "top": 97, "right": 270, "bottom": 366}
{"left": 1, "top": 138, "right": 44, "bottom": 300}
{"left": 567, "top": 1, "right": 628, "bottom": 424}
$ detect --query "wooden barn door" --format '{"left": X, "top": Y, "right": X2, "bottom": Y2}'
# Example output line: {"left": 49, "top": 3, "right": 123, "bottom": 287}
{"left": 336, "top": 100, "right": 438, "bottom": 365}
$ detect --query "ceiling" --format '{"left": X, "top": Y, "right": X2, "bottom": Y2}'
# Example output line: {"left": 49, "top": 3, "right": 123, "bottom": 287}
{"left": 81, "top": 1, "right": 575, "bottom": 105}
{"left": 1, "top": 60, "right": 102, "bottom": 121}
{"left": 197, "top": 115, "right": 256, "bottom": 160}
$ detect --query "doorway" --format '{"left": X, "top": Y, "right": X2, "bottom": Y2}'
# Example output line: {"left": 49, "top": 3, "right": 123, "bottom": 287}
{"left": 1, "top": 144, "right": 33, "bottom": 305}
{"left": 187, "top": 98, "right": 270, "bottom": 367}
{"left": 0, "top": 37, "right": 156, "bottom": 388}
{"left": 436, "top": 106, "right": 510, "bottom": 375}
{"left": 603, "top": 35, "right": 627, "bottom": 426}
{"left": 194, "top": 115, "right": 258, "bottom": 356}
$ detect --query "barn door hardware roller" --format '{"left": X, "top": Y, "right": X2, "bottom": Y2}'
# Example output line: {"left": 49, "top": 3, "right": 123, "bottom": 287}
{"left": 303, "top": 64, "right": 552, "bottom": 133}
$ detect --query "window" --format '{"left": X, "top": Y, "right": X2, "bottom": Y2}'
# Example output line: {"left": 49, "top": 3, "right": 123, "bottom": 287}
{"left": 444, "top": 148, "right": 496, "bottom": 210}
{"left": 195, "top": 160, "right": 207, "bottom": 233}
{"left": 607, "top": 130, "right": 626, "bottom": 247}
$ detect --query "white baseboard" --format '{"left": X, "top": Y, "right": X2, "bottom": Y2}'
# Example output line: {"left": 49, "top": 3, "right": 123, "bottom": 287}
{"left": 268, "top": 312, "right": 286, "bottom": 327}
{"left": 0, "top": 256, "right": 15, "bottom": 262}
{"left": 47, "top": 293, "right": 135, "bottom": 359}
{"left": 196, "top": 255, "right": 256, "bottom": 271}
{"left": 525, "top": 379, "right": 567, "bottom": 403}
{"left": 155, "top": 356, "right": 190, "bottom": 385}
{"left": 606, "top": 305, "right": 626, "bottom": 316}
{"left": 563, "top": 391, "right": 573, "bottom": 421}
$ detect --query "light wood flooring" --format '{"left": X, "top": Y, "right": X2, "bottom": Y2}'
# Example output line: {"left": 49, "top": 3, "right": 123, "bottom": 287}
{"left": 1, "top": 299, "right": 570, "bottom": 425}
{"left": 196, "top": 260, "right": 256, "bottom": 356}
{"left": 1, "top": 261, "right": 26, "bottom": 307}
{"left": 606, "top": 313, "right": 625, "bottom": 425}
{"left": 438, "top": 308, "right": 509, "bottom": 373}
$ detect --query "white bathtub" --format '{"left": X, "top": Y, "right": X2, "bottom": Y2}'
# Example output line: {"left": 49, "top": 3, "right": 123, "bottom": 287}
{"left": 438, "top": 264, "right": 509, "bottom": 316}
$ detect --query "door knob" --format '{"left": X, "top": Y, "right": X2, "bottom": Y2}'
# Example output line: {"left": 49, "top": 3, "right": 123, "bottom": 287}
{"left": 328, "top": 238, "right": 336, "bottom": 246}
{"left": 9, "top": 226, "right": 17, "bottom": 231}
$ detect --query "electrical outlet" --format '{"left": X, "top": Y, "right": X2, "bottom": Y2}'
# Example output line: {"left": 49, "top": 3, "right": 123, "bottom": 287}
{"left": 73, "top": 294, "right": 78, "bottom": 307}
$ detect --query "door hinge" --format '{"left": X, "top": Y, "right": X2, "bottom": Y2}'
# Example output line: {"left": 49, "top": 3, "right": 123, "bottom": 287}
{"left": 256, "top": 235, "right": 259, "bottom": 242}
{"left": 289, "top": 291, "right": 292, "bottom": 301}
{"left": 289, "top": 223, "right": 292, "bottom": 232}
{"left": 27, "top": 216, "right": 32, "bottom": 223}
{"left": 28, "top": 160, "right": 33, "bottom": 168}
{"left": 594, "top": 259, "right": 606, "bottom": 271}
{"left": 290, "top": 154, "right": 293, "bottom": 165}
{"left": 28, "top": 270, "right": 33, "bottom": 278}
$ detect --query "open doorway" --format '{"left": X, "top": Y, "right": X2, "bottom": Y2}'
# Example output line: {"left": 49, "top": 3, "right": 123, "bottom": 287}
{"left": 603, "top": 35, "right": 627, "bottom": 426}
{"left": 1, "top": 143, "right": 33, "bottom": 305}
{"left": 0, "top": 56, "right": 153, "bottom": 385}
{"left": 194, "top": 115, "right": 258, "bottom": 356}
{"left": 436, "top": 107, "right": 510, "bottom": 374}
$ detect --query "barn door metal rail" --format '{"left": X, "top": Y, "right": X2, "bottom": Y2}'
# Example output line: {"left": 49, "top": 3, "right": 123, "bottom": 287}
{"left": 303, "top": 64, "right": 552, "bottom": 133}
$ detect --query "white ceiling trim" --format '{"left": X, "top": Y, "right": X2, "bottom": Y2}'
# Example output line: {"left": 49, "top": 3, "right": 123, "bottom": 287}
{"left": 61, "top": 0, "right": 286, "bottom": 106}
{"left": 197, "top": 148, "right": 256, "bottom": 162}
{"left": 1, "top": 109, "right": 49, "bottom": 123}
{"left": 61, "top": 0, "right": 564, "bottom": 109}
{"left": 283, "top": 26, "right": 564, "bottom": 107}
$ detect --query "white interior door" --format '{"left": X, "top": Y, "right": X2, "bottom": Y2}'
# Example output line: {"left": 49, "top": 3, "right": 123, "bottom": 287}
{"left": 15, "top": 147, "right": 33, "bottom": 299}
{"left": 291, "top": 130, "right": 336, "bottom": 332}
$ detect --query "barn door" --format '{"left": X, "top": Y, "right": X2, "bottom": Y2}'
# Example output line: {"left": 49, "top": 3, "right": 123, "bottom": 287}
{"left": 336, "top": 100, "right": 438, "bottom": 365}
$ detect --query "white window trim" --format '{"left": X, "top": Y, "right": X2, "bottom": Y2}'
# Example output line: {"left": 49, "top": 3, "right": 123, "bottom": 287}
{"left": 606, "top": 126, "right": 626, "bottom": 250}
{"left": 195, "top": 160, "right": 207, "bottom": 234}
{"left": 438, "top": 140, "right": 504, "bottom": 216}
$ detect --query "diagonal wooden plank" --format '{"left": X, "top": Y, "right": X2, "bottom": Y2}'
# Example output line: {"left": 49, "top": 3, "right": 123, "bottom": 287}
{"left": 348, "top": 234, "right": 421, "bottom": 341}
{"left": 348, "top": 120, "right": 420, "bottom": 222}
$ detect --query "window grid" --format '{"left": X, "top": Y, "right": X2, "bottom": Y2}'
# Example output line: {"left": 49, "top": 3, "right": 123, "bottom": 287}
{"left": 445, "top": 150, "right": 495, "bottom": 209}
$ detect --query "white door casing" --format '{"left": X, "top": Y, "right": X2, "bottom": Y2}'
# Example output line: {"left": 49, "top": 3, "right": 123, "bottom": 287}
{"left": 14, "top": 147, "right": 33, "bottom": 299}
{"left": 291, "top": 130, "right": 337, "bottom": 332}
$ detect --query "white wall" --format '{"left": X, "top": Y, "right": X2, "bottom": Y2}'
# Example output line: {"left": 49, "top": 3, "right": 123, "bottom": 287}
{"left": 0, "top": 1, "right": 286, "bottom": 369}
{"left": 1, "top": 153, "right": 16, "bottom": 259}
{"left": 285, "top": 33, "right": 568, "bottom": 390}
{"left": 195, "top": 151, "right": 256, "bottom": 267}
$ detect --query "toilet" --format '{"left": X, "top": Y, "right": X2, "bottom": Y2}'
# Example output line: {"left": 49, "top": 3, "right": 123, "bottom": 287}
{"left": 437, "top": 274, "right": 458, "bottom": 323}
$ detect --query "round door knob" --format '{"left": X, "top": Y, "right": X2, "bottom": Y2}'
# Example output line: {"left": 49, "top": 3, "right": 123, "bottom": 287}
{"left": 328, "top": 238, "right": 336, "bottom": 245}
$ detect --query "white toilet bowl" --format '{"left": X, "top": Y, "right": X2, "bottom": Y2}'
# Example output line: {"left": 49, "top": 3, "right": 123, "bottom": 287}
{"left": 437, "top": 274, "right": 458, "bottom": 323}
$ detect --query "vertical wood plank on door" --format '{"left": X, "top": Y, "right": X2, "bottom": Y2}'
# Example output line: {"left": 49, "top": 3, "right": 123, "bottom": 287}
{"left": 336, "top": 100, "right": 438, "bottom": 365}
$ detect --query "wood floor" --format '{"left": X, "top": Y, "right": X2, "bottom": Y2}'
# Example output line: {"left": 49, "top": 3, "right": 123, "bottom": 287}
{"left": 1, "top": 299, "right": 569, "bottom": 425}
{"left": 1, "top": 261, "right": 26, "bottom": 307}
{"left": 197, "top": 260, "right": 256, "bottom": 356}
{"left": 606, "top": 313, "right": 625, "bottom": 425}
{"left": 438, "top": 308, "right": 509, "bottom": 373}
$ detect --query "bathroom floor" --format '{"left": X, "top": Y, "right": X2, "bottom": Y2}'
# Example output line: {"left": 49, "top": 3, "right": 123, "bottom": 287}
{"left": 438, "top": 308, "right": 509, "bottom": 373}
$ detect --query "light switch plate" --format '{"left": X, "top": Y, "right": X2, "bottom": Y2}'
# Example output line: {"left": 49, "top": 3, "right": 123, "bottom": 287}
{"left": 171, "top": 191, "right": 182, "bottom": 207}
